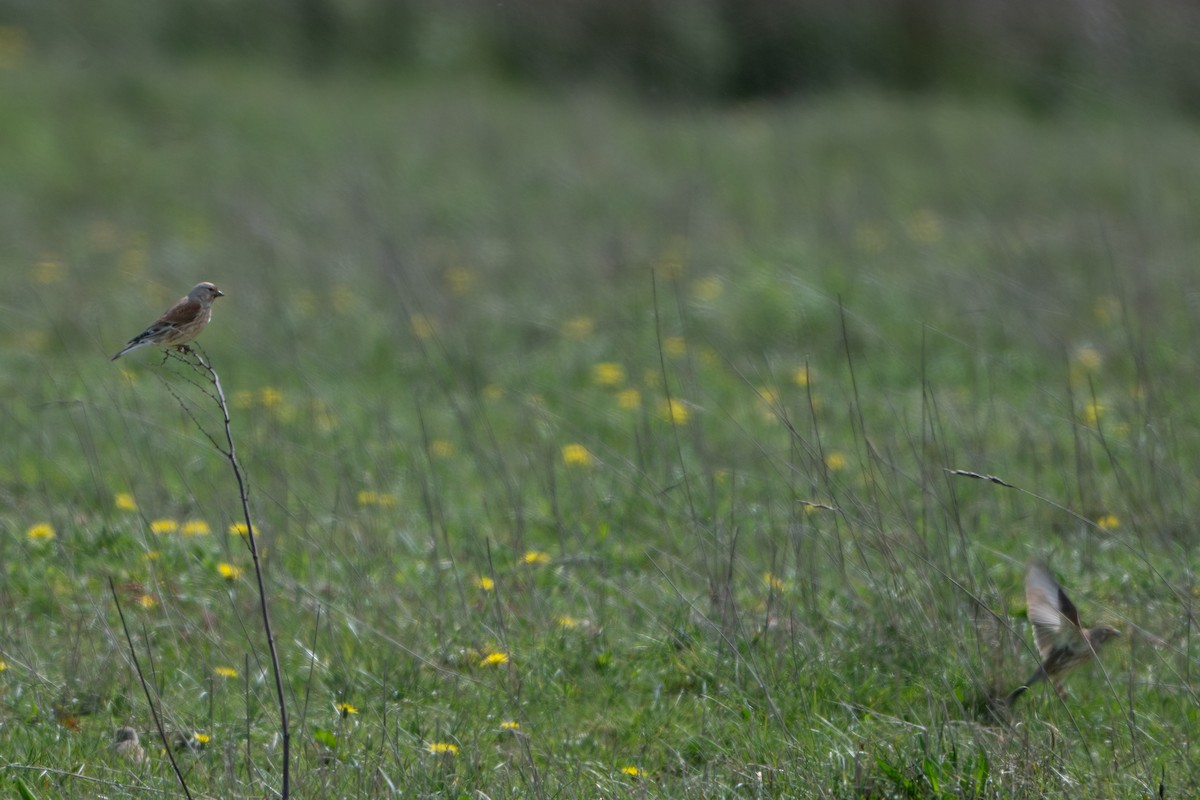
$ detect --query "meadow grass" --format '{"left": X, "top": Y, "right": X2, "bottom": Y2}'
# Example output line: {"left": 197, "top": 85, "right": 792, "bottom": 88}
{"left": 2, "top": 55, "right": 1200, "bottom": 797}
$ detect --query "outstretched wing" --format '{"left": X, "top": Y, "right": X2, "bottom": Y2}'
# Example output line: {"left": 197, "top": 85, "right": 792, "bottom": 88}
{"left": 1025, "top": 562, "right": 1084, "bottom": 659}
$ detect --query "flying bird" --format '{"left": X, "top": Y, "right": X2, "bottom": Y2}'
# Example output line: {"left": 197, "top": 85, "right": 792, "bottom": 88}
{"left": 1008, "top": 561, "right": 1119, "bottom": 703}
{"left": 111, "top": 282, "right": 224, "bottom": 361}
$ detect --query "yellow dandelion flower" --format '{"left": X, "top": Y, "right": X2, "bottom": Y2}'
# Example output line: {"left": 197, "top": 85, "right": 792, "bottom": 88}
{"left": 138, "top": 594, "right": 157, "bottom": 609}
{"left": 191, "top": 733, "right": 211, "bottom": 745}
{"left": 411, "top": 313, "right": 437, "bottom": 340}
{"left": 825, "top": 451, "right": 847, "bottom": 471}
{"left": 357, "top": 490, "right": 377, "bottom": 507}
{"left": 562, "top": 443, "right": 594, "bottom": 468}
{"left": 445, "top": 266, "right": 476, "bottom": 295}
{"left": 427, "top": 742, "right": 459, "bottom": 755}
{"left": 617, "top": 388, "right": 642, "bottom": 410}
{"left": 114, "top": 492, "right": 137, "bottom": 512}
{"left": 144, "top": 550, "right": 160, "bottom": 561}
{"left": 621, "top": 766, "right": 642, "bottom": 777}
{"left": 228, "top": 522, "right": 249, "bottom": 536}
{"left": 32, "top": 256, "right": 65, "bottom": 285}
{"left": 1081, "top": 402, "right": 1104, "bottom": 426}
{"left": 691, "top": 275, "right": 723, "bottom": 302}
{"left": 0, "top": 659, "right": 7, "bottom": 672}
{"left": 500, "top": 721, "right": 520, "bottom": 730}
{"left": 26, "top": 522, "right": 55, "bottom": 542}
{"left": 659, "top": 398, "right": 690, "bottom": 425}
{"left": 214, "top": 666, "right": 238, "bottom": 678}
{"left": 1096, "top": 514, "right": 1120, "bottom": 531}
{"left": 592, "top": 362, "right": 625, "bottom": 387}
{"left": 150, "top": 518, "right": 178, "bottom": 535}
{"left": 522, "top": 550, "right": 551, "bottom": 566}
{"left": 429, "top": 439, "right": 456, "bottom": 459}
{"left": 557, "top": 616, "right": 581, "bottom": 629}
{"left": 663, "top": 336, "right": 686, "bottom": 356}
{"left": 563, "top": 315, "right": 595, "bottom": 339}
{"left": 182, "top": 520, "right": 210, "bottom": 536}
{"left": 763, "top": 572, "right": 786, "bottom": 592}
{"left": 792, "top": 367, "right": 811, "bottom": 388}
{"left": 336, "top": 702, "right": 358, "bottom": 716}
{"left": 475, "top": 576, "right": 495, "bottom": 591}
{"left": 482, "top": 384, "right": 503, "bottom": 401}
{"left": 259, "top": 387, "right": 284, "bottom": 409}
{"left": 217, "top": 562, "right": 242, "bottom": 580}
{"left": 480, "top": 651, "right": 509, "bottom": 667}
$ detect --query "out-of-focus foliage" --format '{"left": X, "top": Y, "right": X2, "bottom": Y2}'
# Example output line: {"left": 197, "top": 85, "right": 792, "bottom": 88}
{"left": 7, "top": 0, "right": 1200, "bottom": 110}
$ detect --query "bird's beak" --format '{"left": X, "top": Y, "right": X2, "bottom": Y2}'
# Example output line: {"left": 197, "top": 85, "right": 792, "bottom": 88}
{"left": 215, "top": 290, "right": 225, "bottom": 297}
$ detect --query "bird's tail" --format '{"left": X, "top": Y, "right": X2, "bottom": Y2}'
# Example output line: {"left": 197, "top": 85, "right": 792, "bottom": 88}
{"left": 1006, "top": 666, "right": 1046, "bottom": 705}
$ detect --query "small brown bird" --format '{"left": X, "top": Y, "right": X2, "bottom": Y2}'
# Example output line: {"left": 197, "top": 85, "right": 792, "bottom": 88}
{"left": 111, "top": 282, "right": 224, "bottom": 361}
{"left": 114, "top": 726, "right": 146, "bottom": 763}
{"left": 1008, "top": 562, "right": 1120, "bottom": 703}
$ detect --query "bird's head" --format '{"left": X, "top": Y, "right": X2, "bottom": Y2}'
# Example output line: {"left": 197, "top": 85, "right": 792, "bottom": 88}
{"left": 190, "top": 282, "right": 225, "bottom": 303}
{"left": 1087, "top": 625, "right": 1121, "bottom": 649}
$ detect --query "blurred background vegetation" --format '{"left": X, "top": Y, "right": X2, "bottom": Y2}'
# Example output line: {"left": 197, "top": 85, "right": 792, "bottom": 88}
{"left": 7, "top": 0, "right": 1200, "bottom": 111}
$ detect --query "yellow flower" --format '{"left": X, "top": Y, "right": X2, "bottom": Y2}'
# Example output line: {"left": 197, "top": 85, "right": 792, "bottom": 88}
{"left": 522, "top": 550, "right": 551, "bottom": 566}
{"left": 659, "top": 398, "right": 690, "bottom": 425}
{"left": 1096, "top": 514, "right": 1120, "bottom": 531}
{"left": 26, "top": 522, "right": 55, "bottom": 542}
{"left": 182, "top": 520, "right": 211, "bottom": 536}
{"left": 475, "top": 576, "right": 495, "bottom": 591}
{"left": 411, "top": 314, "right": 437, "bottom": 340}
{"left": 429, "top": 439, "right": 456, "bottom": 459}
{"left": 563, "top": 315, "right": 595, "bottom": 339}
{"left": 561, "top": 443, "right": 594, "bottom": 467}
{"left": 825, "top": 451, "right": 847, "bottom": 471}
{"left": 1081, "top": 402, "right": 1104, "bottom": 426}
{"left": 114, "top": 493, "right": 137, "bottom": 512}
{"left": 336, "top": 702, "right": 358, "bottom": 717}
{"left": 150, "top": 519, "right": 178, "bottom": 535}
{"left": 482, "top": 384, "right": 503, "bottom": 401}
{"left": 445, "top": 266, "right": 476, "bottom": 295}
{"left": 228, "top": 522, "right": 250, "bottom": 536}
{"left": 762, "top": 572, "right": 786, "bottom": 592}
{"left": 138, "top": 594, "right": 157, "bottom": 609}
{"left": 427, "top": 742, "right": 458, "bottom": 755}
{"left": 663, "top": 336, "right": 686, "bottom": 356}
{"left": 32, "top": 256, "right": 65, "bottom": 285}
{"left": 792, "top": 367, "right": 811, "bottom": 388}
{"left": 191, "top": 733, "right": 211, "bottom": 745}
{"left": 0, "top": 659, "right": 7, "bottom": 672}
{"left": 480, "top": 651, "right": 509, "bottom": 667}
{"left": 259, "top": 387, "right": 284, "bottom": 409}
{"left": 215, "top": 666, "right": 238, "bottom": 678}
{"left": 144, "top": 550, "right": 160, "bottom": 561}
{"left": 592, "top": 362, "right": 625, "bottom": 387}
{"left": 616, "top": 388, "right": 642, "bottom": 410}
{"left": 557, "top": 616, "right": 581, "bottom": 629}
{"left": 621, "top": 766, "right": 642, "bottom": 777}
{"left": 500, "top": 721, "right": 520, "bottom": 730}
{"left": 691, "top": 275, "right": 723, "bottom": 302}
{"left": 217, "top": 562, "right": 242, "bottom": 580}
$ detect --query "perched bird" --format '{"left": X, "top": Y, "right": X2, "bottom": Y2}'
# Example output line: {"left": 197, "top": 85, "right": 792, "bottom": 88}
{"left": 1008, "top": 561, "right": 1120, "bottom": 703}
{"left": 110, "top": 282, "right": 224, "bottom": 361}
{"left": 114, "top": 726, "right": 146, "bottom": 763}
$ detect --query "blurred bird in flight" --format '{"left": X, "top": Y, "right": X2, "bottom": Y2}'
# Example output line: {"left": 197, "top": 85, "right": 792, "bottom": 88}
{"left": 111, "top": 282, "right": 224, "bottom": 361}
{"left": 1008, "top": 561, "right": 1119, "bottom": 703}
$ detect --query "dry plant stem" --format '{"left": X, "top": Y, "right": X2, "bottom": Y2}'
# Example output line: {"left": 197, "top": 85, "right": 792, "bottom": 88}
{"left": 109, "top": 577, "right": 194, "bottom": 800}
{"left": 190, "top": 347, "right": 291, "bottom": 799}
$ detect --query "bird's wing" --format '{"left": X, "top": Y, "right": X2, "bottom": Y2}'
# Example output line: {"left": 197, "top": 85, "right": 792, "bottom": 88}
{"left": 155, "top": 297, "right": 203, "bottom": 328}
{"left": 1026, "top": 562, "right": 1084, "bottom": 658}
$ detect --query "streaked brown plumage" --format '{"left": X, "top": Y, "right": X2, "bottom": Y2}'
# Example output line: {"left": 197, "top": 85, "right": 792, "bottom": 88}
{"left": 111, "top": 282, "right": 224, "bottom": 360}
{"left": 1008, "top": 562, "right": 1119, "bottom": 703}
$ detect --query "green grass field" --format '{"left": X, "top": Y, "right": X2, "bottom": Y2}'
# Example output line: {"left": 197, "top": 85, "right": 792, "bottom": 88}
{"left": 3, "top": 51, "right": 1200, "bottom": 798}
